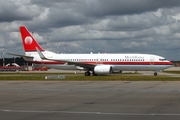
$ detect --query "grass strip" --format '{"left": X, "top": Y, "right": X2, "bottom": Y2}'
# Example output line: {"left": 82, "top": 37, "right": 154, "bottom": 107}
{"left": 0, "top": 75, "right": 180, "bottom": 81}
{"left": 65, "top": 76, "right": 180, "bottom": 81}
{"left": 164, "top": 71, "right": 180, "bottom": 74}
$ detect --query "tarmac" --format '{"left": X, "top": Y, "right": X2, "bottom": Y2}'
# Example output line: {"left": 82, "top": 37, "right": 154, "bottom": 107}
{"left": 1, "top": 80, "right": 180, "bottom": 120}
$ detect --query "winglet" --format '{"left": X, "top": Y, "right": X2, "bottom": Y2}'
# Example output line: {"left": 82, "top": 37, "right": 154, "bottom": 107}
{"left": 36, "top": 47, "right": 47, "bottom": 60}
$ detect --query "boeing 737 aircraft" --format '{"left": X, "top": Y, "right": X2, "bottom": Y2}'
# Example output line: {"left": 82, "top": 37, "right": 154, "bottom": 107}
{"left": 9, "top": 26, "right": 173, "bottom": 76}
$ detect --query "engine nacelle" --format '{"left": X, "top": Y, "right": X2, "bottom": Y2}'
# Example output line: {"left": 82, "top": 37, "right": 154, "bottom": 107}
{"left": 94, "top": 65, "right": 112, "bottom": 74}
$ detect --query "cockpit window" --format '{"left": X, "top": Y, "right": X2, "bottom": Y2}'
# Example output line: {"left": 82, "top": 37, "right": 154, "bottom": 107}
{"left": 159, "top": 59, "right": 167, "bottom": 61}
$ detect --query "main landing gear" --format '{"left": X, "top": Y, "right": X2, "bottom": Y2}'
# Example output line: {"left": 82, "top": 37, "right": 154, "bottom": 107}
{"left": 84, "top": 71, "right": 97, "bottom": 76}
{"left": 84, "top": 71, "right": 91, "bottom": 76}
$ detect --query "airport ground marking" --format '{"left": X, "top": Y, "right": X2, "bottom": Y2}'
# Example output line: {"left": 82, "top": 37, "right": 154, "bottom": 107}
{"left": 1, "top": 109, "right": 180, "bottom": 116}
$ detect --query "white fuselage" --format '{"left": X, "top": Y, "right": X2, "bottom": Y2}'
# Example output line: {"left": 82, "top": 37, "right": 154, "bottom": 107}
{"left": 25, "top": 51, "right": 173, "bottom": 71}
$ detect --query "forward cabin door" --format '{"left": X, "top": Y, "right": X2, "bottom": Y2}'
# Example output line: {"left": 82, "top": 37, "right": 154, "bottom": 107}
{"left": 150, "top": 56, "right": 154, "bottom": 65}
{"left": 149, "top": 56, "right": 154, "bottom": 70}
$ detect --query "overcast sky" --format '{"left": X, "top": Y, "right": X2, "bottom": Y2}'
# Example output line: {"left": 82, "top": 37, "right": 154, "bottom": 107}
{"left": 1, "top": 0, "right": 180, "bottom": 60}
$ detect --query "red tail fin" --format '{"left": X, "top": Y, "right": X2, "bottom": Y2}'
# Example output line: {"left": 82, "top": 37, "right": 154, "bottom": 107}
{"left": 20, "top": 26, "right": 44, "bottom": 52}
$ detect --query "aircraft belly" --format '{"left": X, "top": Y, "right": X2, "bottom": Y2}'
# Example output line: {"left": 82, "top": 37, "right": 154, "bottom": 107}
{"left": 112, "top": 65, "right": 170, "bottom": 71}
{"left": 112, "top": 65, "right": 146, "bottom": 71}
{"left": 43, "top": 64, "right": 78, "bottom": 70}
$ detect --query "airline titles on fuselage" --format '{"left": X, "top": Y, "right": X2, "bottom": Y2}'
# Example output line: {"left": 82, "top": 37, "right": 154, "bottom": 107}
{"left": 125, "top": 55, "right": 144, "bottom": 59}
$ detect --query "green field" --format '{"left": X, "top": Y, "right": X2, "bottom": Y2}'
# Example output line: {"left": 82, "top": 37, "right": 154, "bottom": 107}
{"left": 163, "top": 71, "right": 180, "bottom": 74}
{"left": 0, "top": 72, "right": 179, "bottom": 81}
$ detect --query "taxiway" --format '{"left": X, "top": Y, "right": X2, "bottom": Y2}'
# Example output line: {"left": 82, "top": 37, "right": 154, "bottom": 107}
{"left": 0, "top": 81, "right": 180, "bottom": 120}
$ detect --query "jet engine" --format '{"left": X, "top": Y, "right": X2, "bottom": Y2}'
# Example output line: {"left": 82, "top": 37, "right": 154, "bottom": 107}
{"left": 94, "top": 65, "right": 112, "bottom": 74}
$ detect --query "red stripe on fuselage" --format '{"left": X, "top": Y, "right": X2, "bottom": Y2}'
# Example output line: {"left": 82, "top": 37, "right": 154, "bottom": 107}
{"left": 28, "top": 61, "right": 173, "bottom": 65}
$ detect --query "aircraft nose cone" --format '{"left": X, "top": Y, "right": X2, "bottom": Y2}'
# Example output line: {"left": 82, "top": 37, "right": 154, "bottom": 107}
{"left": 170, "top": 61, "right": 173, "bottom": 65}
{"left": 167, "top": 61, "right": 173, "bottom": 67}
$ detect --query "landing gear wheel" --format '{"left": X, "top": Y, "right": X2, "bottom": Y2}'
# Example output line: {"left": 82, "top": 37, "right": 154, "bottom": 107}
{"left": 92, "top": 71, "right": 97, "bottom": 76}
{"left": 85, "top": 71, "right": 91, "bottom": 76}
{"left": 154, "top": 72, "right": 157, "bottom": 76}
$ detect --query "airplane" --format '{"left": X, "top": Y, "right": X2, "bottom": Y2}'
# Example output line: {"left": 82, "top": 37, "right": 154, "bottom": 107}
{"left": 9, "top": 26, "right": 173, "bottom": 76}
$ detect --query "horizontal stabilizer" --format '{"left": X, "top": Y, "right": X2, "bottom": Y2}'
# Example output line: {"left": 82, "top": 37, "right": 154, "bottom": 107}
{"left": 7, "top": 53, "right": 33, "bottom": 58}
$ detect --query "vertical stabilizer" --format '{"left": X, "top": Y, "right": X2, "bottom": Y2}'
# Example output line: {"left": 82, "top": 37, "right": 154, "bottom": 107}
{"left": 20, "top": 26, "right": 44, "bottom": 52}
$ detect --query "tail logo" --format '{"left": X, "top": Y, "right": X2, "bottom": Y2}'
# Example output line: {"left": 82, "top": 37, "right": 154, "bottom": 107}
{"left": 20, "top": 26, "right": 44, "bottom": 51}
{"left": 25, "top": 36, "right": 33, "bottom": 45}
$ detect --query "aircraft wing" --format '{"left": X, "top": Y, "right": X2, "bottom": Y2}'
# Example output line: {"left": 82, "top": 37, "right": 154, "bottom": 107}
{"left": 36, "top": 48, "right": 95, "bottom": 69}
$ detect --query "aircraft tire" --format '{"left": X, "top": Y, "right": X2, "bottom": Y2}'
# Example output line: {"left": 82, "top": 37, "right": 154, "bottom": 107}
{"left": 154, "top": 72, "right": 157, "bottom": 76}
{"left": 85, "top": 71, "right": 91, "bottom": 76}
{"left": 92, "top": 71, "right": 97, "bottom": 76}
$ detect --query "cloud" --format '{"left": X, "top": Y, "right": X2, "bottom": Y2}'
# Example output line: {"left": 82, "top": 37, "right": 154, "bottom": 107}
{"left": 85, "top": 0, "right": 180, "bottom": 17}
{"left": 0, "top": 0, "right": 180, "bottom": 60}
{"left": 0, "top": 0, "right": 41, "bottom": 22}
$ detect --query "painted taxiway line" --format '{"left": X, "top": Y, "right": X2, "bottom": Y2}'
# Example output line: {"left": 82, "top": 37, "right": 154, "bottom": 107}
{"left": 1, "top": 109, "right": 180, "bottom": 116}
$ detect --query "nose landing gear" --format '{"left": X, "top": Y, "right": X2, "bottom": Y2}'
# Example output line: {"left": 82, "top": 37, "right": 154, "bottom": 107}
{"left": 154, "top": 72, "right": 157, "bottom": 76}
